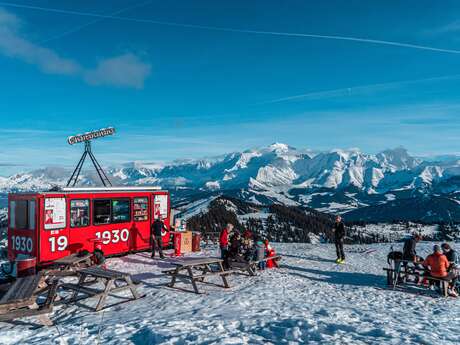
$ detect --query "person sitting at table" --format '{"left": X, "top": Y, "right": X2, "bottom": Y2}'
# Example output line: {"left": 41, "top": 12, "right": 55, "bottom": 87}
{"left": 229, "top": 231, "right": 242, "bottom": 260}
{"left": 422, "top": 245, "right": 456, "bottom": 295}
{"left": 441, "top": 243, "right": 459, "bottom": 297}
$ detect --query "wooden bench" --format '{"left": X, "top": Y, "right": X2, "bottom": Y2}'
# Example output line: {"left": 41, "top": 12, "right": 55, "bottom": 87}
{"left": 61, "top": 266, "right": 142, "bottom": 311}
{"left": 231, "top": 255, "right": 282, "bottom": 276}
{"left": 165, "top": 258, "right": 234, "bottom": 294}
{"left": 383, "top": 266, "right": 453, "bottom": 297}
{"left": 46, "top": 253, "right": 93, "bottom": 277}
{"left": 0, "top": 273, "right": 58, "bottom": 324}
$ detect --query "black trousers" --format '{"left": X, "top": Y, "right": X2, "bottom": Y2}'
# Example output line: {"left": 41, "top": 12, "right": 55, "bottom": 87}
{"left": 151, "top": 236, "right": 164, "bottom": 258}
{"left": 220, "top": 246, "right": 230, "bottom": 269}
{"left": 335, "top": 239, "right": 345, "bottom": 260}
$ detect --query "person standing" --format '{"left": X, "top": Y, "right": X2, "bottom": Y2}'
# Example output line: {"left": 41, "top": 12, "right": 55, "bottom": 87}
{"left": 151, "top": 215, "right": 168, "bottom": 259}
{"left": 219, "top": 223, "right": 233, "bottom": 269}
{"left": 333, "top": 215, "right": 346, "bottom": 264}
{"left": 402, "top": 233, "right": 422, "bottom": 262}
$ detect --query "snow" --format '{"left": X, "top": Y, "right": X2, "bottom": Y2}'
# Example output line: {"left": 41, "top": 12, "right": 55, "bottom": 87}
{"left": 385, "top": 194, "right": 396, "bottom": 201}
{"left": 176, "top": 196, "right": 218, "bottom": 220}
{"left": 318, "top": 202, "right": 357, "bottom": 214}
{"left": 205, "top": 181, "right": 220, "bottom": 190}
{"left": 226, "top": 151, "right": 262, "bottom": 172}
{"left": 2, "top": 242, "right": 460, "bottom": 344}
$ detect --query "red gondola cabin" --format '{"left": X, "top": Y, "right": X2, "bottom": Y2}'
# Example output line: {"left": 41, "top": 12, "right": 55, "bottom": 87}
{"left": 7, "top": 187, "right": 171, "bottom": 267}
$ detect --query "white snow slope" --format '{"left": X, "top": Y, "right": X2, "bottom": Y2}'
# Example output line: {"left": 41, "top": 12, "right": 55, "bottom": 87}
{"left": 1, "top": 242, "right": 460, "bottom": 345}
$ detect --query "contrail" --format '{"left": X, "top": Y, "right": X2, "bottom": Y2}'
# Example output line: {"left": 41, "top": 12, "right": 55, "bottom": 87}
{"left": 1, "top": 1, "right": 460, "bottom": 55}
{"left": 257, "top": 74, "right": 460, "bottom": 105}
{"left": 38, "top": 0, "right": 153, "bottom": 44}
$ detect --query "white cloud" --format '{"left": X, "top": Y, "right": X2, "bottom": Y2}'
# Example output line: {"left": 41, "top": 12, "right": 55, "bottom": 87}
{"left": 0, "top": 8, "right": 80, "bottom": 75}
{"left": 84, "top": 53, "right": 151, "bottom": 89}
{"left": 0, "top": 8, "right": 151, "bottom": 88}
{"left": 425, "top": 20, "right": 460, "bottom": 36}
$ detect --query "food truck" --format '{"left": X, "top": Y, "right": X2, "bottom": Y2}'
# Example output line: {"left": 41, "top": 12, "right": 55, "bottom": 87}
{"left": 7, "top": 187, "right": 171, "bottom": 268}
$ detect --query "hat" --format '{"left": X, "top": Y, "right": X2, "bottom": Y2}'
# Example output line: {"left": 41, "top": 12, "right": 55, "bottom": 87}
{"left": 433, "top": 244, "right": 441, "bottom": 252}
{"left": 441, "top": 243, "right": 451, "bottom": 250}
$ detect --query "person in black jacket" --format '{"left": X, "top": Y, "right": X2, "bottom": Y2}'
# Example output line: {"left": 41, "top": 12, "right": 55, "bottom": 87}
{"left": 151, "top": 216, "right": 168, "bottom": 259}
{"left": 333, "top": 215, "right": 346, "bottom": 264}
{"left": 402, "top": 233, "right": 422, "bottom": 262}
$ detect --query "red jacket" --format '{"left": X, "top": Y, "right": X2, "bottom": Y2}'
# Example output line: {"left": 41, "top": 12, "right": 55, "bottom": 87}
{"left": 423, "top": 252, "right": 449, "bottom": 278}
{"left": 219, "top": 228, "right": 229, "bottom": 247}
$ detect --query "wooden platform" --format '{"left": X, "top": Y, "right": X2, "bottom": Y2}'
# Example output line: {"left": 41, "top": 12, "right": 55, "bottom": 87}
{"left": 0, "top": 273, "right": 58, "bottom": 324}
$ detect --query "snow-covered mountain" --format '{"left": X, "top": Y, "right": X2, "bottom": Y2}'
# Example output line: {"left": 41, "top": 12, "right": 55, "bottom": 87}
{"left": 2, "top": 143, "right": 460, "bottom": 221}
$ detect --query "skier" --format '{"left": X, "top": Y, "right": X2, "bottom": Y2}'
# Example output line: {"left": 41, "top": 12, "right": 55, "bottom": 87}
{"left": 151, "top": 214, "right": 168, "bottom": 259}
{"left": 219, "top": 223, "right": 233, "bottom": 269}
{"left": 333, "top": 215, "right": 346, "bottom": 264}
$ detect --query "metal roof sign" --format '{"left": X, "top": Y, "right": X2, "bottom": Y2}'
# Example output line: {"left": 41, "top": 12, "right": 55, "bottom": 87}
{"left": 67, "top": 127, "right": 115, "bottom": 145}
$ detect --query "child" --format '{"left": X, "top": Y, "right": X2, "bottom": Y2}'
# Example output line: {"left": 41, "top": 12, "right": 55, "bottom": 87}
{"left": 255, "top": 238, "right": 266, "bottom": 270}
{"left": 265, "top": 239, "right": 277, "bottom": 268}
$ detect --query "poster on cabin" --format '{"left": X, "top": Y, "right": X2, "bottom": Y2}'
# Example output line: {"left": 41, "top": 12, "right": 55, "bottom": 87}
{"left": 153, "top": 195, "right": 168, "bottom": 220}
{"left": 44, "top": 198, "right": 66, "bottom": 229}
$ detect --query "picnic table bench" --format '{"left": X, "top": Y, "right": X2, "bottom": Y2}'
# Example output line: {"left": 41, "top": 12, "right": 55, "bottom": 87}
{"left": 231, "top": 255, "right": 282, "bottom": 276}
{"left": 0, "top": 273, "right": 58, "bottom": 324}
{"left": 61, "top": 266, "right": 142, "bottom": 311}
{"left": 163, "top": 257, "right": 234, "bottom": 294}
{"left": 46, "top": 252, "right": 93, "bottom": 276}
{"left": 383, "top": 259, "right": 453, "bottom": 297}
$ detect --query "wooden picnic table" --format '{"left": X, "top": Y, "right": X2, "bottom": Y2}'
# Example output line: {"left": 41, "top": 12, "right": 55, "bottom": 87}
{"left": 0, "top": 272, "right": 58, "bottom": 324}
{"left": 61, "top": 266, "right": 142, "bottom": 311}
{"left": 384, "top": 259, "right": 453, "bottom": 297}
{"left": 231, "top": 255, "right": 282, "bottom": 276}
{"left": 164, "top": 257, "right": 233, "bottom": 294}
{"left": 46, "top": 252, "right": 93, "bottom": 276}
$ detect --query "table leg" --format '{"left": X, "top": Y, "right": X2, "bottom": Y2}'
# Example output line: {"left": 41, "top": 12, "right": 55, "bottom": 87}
{"left": 169, "top": 266, "right": 180, "bottom": 288}
{"left": 247, "top": 264, "right": 256, "bottom": 277}
{"left": 95, "top": 278, "right": 113, "bottom": 312}
{"left": 186, "top": 267, "right": 200, "bottom": 294}
{"left": 125, "top": 275, "right": 140, "bottom": 299}
{"left": 72, "top": 273, "right": 86, "bottom": 301}
{"left": 218, "top": 262, "right": 230, "bottom": 288}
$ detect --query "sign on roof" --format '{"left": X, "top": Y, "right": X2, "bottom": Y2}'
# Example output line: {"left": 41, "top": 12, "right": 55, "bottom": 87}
{"left": 67, "top": 127, "right": 116, "bottom": 145}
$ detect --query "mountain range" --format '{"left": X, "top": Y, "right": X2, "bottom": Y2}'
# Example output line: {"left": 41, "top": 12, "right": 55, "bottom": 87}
{"left": 2, "top": 143, "right": 460, "bottom": 222}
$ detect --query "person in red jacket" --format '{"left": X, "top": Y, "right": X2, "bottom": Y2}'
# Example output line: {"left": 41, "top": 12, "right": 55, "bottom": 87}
{"left": 264, "top": 239, "right": 278, "bottom": 268}
{"left": 220, "top": 223, "right": 233, "bottom": 269}
{"left": 421, "top": 244, "right": 458, "bottom": 295}
{"left": 423, "top": 245, "right": 449, "bottom": 278}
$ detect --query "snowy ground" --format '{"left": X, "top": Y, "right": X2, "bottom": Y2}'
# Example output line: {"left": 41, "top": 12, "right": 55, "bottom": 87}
{"left": 1, "top": 242, "right": 460, "bottom": 345}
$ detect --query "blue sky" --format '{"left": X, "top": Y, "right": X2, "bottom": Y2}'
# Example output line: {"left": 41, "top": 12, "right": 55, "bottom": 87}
{"left": 1, "top": 0, "right": 460, "bottom": 176}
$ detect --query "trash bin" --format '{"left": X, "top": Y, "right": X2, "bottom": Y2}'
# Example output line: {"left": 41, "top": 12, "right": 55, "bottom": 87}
{"left": 192, "top": 232, "right": 201, "bottom": 252}
{"left": 173, "top": 232, "right": 182, "bottom": 256}
{"left": 16, "top": 257, "right": 36, "bottom": 277}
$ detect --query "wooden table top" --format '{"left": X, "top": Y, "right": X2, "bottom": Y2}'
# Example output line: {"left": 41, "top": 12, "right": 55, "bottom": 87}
{"left": 169, "top": 257, "right": 223, "bottom": 267}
